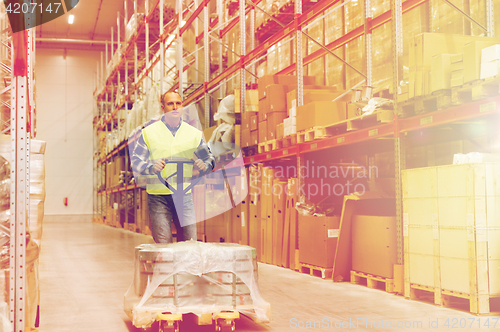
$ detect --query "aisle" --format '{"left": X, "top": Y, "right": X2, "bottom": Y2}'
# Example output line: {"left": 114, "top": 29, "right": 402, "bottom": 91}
{"left": 39, "top": 216, "right": 479, "bottom": 332}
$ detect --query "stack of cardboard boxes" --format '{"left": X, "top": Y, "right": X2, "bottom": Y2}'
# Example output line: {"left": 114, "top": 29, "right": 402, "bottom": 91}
{"left": 480, "top": 44, "right": 500, "bottom": 79}
{"left": 405, "top": 33, "right": 500, "bottom": 100}
{"left": 241, "top": 75, "right": 358, "bottom": 147}
{"left": 241, "top": 90, "right": 260, "bottom": 147}
{"left": 257, "top": 75, "right": 317, "bottom": 142}
{"left": 247, "top": 164, "right": 299, "bottom": 268}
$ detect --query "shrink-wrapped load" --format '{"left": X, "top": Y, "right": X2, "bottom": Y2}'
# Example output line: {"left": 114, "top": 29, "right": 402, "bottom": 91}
{"left": 124, "top": 242, "right": 270, "bottom": 328}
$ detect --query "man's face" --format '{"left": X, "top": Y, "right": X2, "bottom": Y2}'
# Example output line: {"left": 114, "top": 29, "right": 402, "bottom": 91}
{"left": 163, "top": 92, "right": 183, "bottom": 121}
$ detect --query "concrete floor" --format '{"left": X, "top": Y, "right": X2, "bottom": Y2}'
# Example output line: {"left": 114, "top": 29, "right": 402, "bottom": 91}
{"left": 38, "top": 215, "right": 495, "bottom": 332}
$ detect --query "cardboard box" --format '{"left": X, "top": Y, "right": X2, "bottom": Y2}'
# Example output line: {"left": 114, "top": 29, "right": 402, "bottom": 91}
{"left": 430, "top": 54, "right": 452, "bottom": 93}
{"left": 480, "top": 60, "right": 500, "bottom": 79}
{"left": 266, "top": 85, "right": 288, "bottom": 113}
{"left": 234, "top": 89, "right": 241, "bottom": 113}
{"left": 235, "top": 124, "right": 241, "bottom": 147}
{"left": 205, "top": 213, "right": 226, "bottom": 243}
{"left": 203, "top": 125, "right": 218, "bottom": 142}
{"left": 451, "top": 75, "right": 464, "bottom": 87}
{"left": 235, "top": 90, "right": 258, "bottom": 113}
{"left": 402, "top": 163, "right": 500, "bottom": 302}
{"left": 298, "top": 215, "right": 340, "bottom": 268}
{"left": 258, "top": 75, "right": 316, "bottom": 99}
{"left": 286, "top": 178, "right": 298, "bottom": 270}
{"left": 450, "top": 53, "right": 463, "bottom": 63}
{"left": 284, "top": 126, "right": 296, "bottom": 137}
{"left": 463, "top": 40, "right": 500, "bottom": 83}
{"left": 412, "top": 33, "right": 499, "bottom": 95}
{"left": 242, "top": 111, "right": 257, "bottom": 130}
{"left": 272, "top": 179, "right": 287, "bottom": 266}
{"left": 231, "top": 203, "right": 242, "bottom": 244}
{"left": 250, "top": 114, "right": 258, "bottom": 131}
{"left": 258, "top": 120, "right": 268, "bottom": 143}
{"left": 241, "top": 128, "right": 251, "bottom": 147}
{"left": 352, "top": 215, "right": 397, "bottom": 278}
{"left": 250, "top": 130, "right": 258, "bottom": 146}
{"left": 276, "top": 123, "right": 284, "bottom": 140}
{"left": 258, "top": 98, "right": 268, "bottom": 122}
{"left": 241, "top": 193, "right": 250, "bottom": 245}
{"left": 106, "top": 162, "right": 114, "bottom": 189}
{"left": 286, "top": 88, "right": 340, "bottom": 112}
{"left": 296, "top": 100, "right": 347, "bottom": 132}
{"left": 450, "top": 60, "right": 463, "bottom": 72}
{"left": 481, "top": 44, "right": 500, "bottom": 63}
{"left": 261, "top": 167, "right": 277, "bottom": 264}
{"left": 267, "top": 112, "right": 287, "bottom": 140}
{"left": 283, "top": 116, "right": 296, "bottom": 127}
{"left": 249, "top": 166, "right": 262, "bottom": 261}
{"left": 246, "top": 89, "right": 259, "bottom": 105}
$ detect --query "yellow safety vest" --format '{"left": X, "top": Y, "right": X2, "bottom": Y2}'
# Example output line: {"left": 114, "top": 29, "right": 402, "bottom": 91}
{"left": 143, "top": 120, "right": 202, "bottom": 195}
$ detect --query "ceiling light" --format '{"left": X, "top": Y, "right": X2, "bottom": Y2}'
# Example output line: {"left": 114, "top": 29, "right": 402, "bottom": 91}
{"left": 68, "top": 15, "right": 74, "bottom": 24}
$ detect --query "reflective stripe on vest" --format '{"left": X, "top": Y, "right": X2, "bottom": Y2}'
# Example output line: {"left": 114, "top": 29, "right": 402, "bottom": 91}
{"left": 143, "top": 120, "right": 202, "bottom": 195}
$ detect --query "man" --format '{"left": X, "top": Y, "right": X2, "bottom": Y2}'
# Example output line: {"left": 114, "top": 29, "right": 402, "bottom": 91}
{"left": 131, "top": 91, "right": 215, "bottom": 243}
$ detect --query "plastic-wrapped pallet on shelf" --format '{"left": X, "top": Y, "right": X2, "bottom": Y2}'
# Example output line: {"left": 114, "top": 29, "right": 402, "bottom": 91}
{"left": 124, "top": 241, "right": 270, "bottom": 328}
{"left": 126, "top": 13, "right": 146, "bottom": 43}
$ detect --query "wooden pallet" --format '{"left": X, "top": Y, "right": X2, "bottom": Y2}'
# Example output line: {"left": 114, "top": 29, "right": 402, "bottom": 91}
{"left": 300, "top": 263, "right": 333, "bottom": 279}
{"left": 408, "top": 283, "right": 500, "bottom": 315}
{"left": 282, "top": 134, "right": 297, "bottom": 147}
{"left": 272, "top": 138, "right": 283, "bottom": 150}
{"left": 350, "top": 270, "right": 396, "bottom": 293}
{"left": 258, "top": 141, "right": 273, "bottom": 153}
{"left": 401, "top": 90, "right": 452, "bottom": 117}
{"left": 296, "top": 110, "right": 393, "bottom": 143}
{"left": 296, "top": 128, "right": 316, "bottom": 143}
{"left": 451, "top": 81, "right": 476, "bottom": 105}
{"left": 450, "top": 77, "right": 500, "bottom": 106}
{"left": 242, "top": 145, "right": 258, "bottom": 157}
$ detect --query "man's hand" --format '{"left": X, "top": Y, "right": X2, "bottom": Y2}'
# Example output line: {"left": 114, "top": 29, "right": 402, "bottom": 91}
{"left": 153, "top": 159, "right": 166, "bottom": 173}
{"left": 193, "top": 159, "right": 207, "bottom": 172}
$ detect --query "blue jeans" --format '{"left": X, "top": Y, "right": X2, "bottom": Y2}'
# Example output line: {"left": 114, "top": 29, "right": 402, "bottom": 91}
{"left": 147, "top": 194, "right": 197, "bottom": 243}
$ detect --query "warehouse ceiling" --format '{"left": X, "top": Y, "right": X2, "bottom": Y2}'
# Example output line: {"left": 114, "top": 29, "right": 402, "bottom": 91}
{"left": 36, "top": 0, "right": 135, "bottom": 49}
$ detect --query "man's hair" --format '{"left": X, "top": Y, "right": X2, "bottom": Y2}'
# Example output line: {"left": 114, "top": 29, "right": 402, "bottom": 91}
{"left": 161, "top": 91, "right": 182, "bottom": 105}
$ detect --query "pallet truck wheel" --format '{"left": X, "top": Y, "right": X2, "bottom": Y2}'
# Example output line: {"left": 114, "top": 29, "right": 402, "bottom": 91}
{"left": 157, "top": 313, "right": 182, "bottom": 332}
{"left": 159, "top": 320, "right": 179, "bottom": 332}
{"left": 215, "top": 318, "right": 235, "bottom": 332}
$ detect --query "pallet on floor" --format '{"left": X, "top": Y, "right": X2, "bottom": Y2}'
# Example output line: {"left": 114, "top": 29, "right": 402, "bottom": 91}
{"left": 408, "top": 283, "right": 500, "bottom": 315}
{"left": 300, "top": 263, "right": 333, "bottom": 279}
{"left": 350, "top": 270, "right": 396, "bottom": 293}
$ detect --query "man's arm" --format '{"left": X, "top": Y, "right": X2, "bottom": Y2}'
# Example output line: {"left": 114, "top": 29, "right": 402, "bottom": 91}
{"left": 199, "top": 137, "right": 216, "bottom": 172}
{"left": 131, "top": 132, "right": 156, "bottom": 175}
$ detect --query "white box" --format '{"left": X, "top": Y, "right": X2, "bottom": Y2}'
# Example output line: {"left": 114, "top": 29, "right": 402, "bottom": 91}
{"left": 289, "top": 107, "right": 296, "bottom": 117}
{"left": 283, "top": 116, "right": 296, "bottom": 127}
{"left": 481, "top": 44, "right": 500, "bottom": 64}
{"left": 480, "top": 60, "right": 500, "bottom": 79}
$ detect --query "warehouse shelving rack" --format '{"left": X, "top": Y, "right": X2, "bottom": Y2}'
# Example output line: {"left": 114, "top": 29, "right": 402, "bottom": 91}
{"left": 93, "top": 0, "right": 499, "bottom": 303}
{"left": 3, "top": 9, "right": 36, "bottom": 331}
